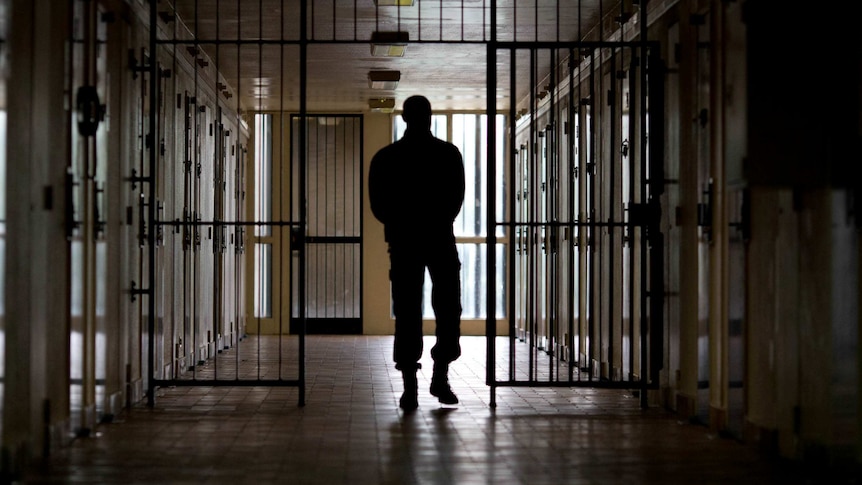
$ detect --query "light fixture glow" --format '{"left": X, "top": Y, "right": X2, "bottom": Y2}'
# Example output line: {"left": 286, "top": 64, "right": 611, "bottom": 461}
{"left": 368, "top": 70, "right": 401, "bottom": 90}
{"left": 368, "top": 98, "right": 396, "bottom": 113}
{"left": 370, "top": 31, "right": 409, "bottom": 57}
{"left": 373, "top": 0, "right": 415, "bottom": 5}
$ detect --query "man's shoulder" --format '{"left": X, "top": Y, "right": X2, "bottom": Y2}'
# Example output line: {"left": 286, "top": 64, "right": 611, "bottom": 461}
{"left": 429, "top": 137, "right": 461, "bottom": 154}
{"left": 372, "top": 142, "right": 400, "bottom": 161}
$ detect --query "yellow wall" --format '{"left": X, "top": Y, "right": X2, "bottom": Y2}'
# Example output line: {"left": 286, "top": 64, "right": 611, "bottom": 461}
{"left": 363, "top": 112, "right": 508, "bottom": 337}
{"left": 363, "top": 112, "right": 395, "bottom": 336}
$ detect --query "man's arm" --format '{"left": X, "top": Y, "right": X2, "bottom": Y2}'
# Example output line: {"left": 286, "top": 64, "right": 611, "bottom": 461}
{"left": 448, "top": 146, "right": 466, "bottom": 221}
{"left": 368, "top": 151, "right": 389, "bottom": 224}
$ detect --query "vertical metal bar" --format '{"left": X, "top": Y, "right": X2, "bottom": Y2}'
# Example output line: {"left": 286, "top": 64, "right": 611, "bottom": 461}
{"left": 299, "top": 0, "right": 308, "bottom": 407}
{"left": 508, "top": 48, "right": 517, "bottom": 383}
{"left": 315, "top": 120, "right": 321, "bottom": 319}
{"left": 556, "top": 0, "right": 560, "bottom": 42}
{"left": 513, "top": 1, "right": 517, "bottom": 41}
{"left": 548, "top": 48, "right": 556, "bottom": 382}
{"left": 358, "top": 116, "right": 364, "bottom": 330}
{"left": 146, "top": 0, "right": 158, "bottom": 407}
{"left": 461, "top": 0, "right": 465, "bottom": 41}
{"left": 567, "top": 47, "right": 576, "bottom": 382}
{"left": 486, "top": 2, "right": 497, "bottom": 408}
{"left": 534, "top": 0, "right": 538, "bottom": 42}
{"left": 255, "top": 0, "right": 262, "bottom": 380}
{"left": 576, "top": 45, "right": 584, "bottom": 381}
{"left": 587, "top": 48, "right": 595, "bottom": 382}
{"left": 609, "top": 47, "right": 616, "bottom": 380}
{"left": 325, "top": 119, "right": 330, "bottom": 319}
{"left": 639, "top": 1, "right": 649, "bottom": 409}
{"left": 340, "top": 119, "right": 346, "bottom": 319}
{"left": 278, "top": 0, "right": 286, "bottom": 380}
{"left": 596, "top": 0, "right": 605, "bottom": 372}
{"left": 628, "top": 48, "right": 637, "bottom": 383}
{"left": 235, "top": 42, "right": 242, "bottom": 372}
{"left": 214, "top": 0, "right": 222, "bottom": 381}
{"left": 528, "top": 47, "right": 536, "bottom": 382}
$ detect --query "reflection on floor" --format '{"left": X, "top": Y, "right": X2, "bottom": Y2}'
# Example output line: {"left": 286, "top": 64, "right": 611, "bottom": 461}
{"left": 22, "top": 336, "right": 842, "bottom": 484}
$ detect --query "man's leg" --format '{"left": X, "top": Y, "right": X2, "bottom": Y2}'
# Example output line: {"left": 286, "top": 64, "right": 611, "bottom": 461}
{"left": 389, "top": 247, "right": 425, "bottom": 410}
{"left": 428, "top": 244, "right": 462, "bottom": 404}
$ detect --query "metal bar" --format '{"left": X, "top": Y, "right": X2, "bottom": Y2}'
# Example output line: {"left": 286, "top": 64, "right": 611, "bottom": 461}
{"left": 439, "top": 0, "right": 443, "bottom": 41}
{"left": 528, "top": 47, "right": 536, "bottom": 382}
{"left": 567, "top": 47, "right": 576, "bottom": 382}
{"left": 486, "top": 4, "right": 497, "bottom": 407}
{"left": 146, "top": 0, "right": 158, "bottom": 407}
{"left": 358, "top": 116, "right": 365, "bottom": 328}
{"left": 151, "top": 39, "right": 660, "bottom": 49}
{"left": 628, "top": 47, "right": 637, "bottom": 384}
{"left": 255, "top": 0, "right": 262, "bottom": 381}
{"left": 639, "top": 0, "right": 649, "bottom": 410}
{"left": 493, "top": 380, "right": 655, "bottom": 389}
{"left": 508, "top": 48, "right": 517, "bottom": 384}
{"left": 548, "top": 48, "right": 556, "bottom": 382}
{"left": 534, "top": 0, "right": 538, "bottom": 42}
{"left": 299, "top": 0, "right": 308, "bottom": 407}
{"left": 278, "top": 0, "right": 286, "bottom": 380}
{"left": 556, "top": 0, "right": 560, "bottom": 42}
{"left": 155, "top": 220, "right": 303, "bottom": 227}
{"left": 235, "top": 0, "right": 244, "bottom": 378}
{"left": 212, "top": 0, "right": 223, "bottom": 382}
{"left": 609, "top": 47, "right": 616, "bottom": 381}
{"left": 587, "top": 47, "right": 596, "bottom": 382}
{"left": 154, "top": 379, "right": 302, "bottom": 387}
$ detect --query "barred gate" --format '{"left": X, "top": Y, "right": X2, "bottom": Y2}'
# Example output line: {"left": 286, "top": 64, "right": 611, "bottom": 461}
{"left": 141, "top": 0, "right": 664, "bottom": 408}
{"left": 485, "top": 39, "right": 664, "bottom": 408}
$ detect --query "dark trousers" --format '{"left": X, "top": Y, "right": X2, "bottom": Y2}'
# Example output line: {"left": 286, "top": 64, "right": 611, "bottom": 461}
{"left": 388, "top": 242, "right": 462, "bottom": 371}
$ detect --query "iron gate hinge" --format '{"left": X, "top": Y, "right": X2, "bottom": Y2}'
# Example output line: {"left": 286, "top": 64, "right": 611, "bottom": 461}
{"left": 129, "top": 281, "right": 149, "bottom": 302}
{"left": 126, "top": 168, "right": 151, "bottom": 190}
{"left": 65, "top": 168, "right": 81, "bottom": 240}
{"left": 128, "top": 49, "right": 149, "bottom": 80}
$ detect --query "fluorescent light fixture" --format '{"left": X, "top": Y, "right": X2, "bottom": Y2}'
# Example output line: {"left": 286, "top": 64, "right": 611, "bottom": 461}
{"left": 368, "top": 70, "right": 401, "bottom": 90}
{"left": 370, "top": 31, "right": 409, "bottom": 57}
{"left": 373, "top": 0, "right": 415, "bottom": 5}
{"left": 368, "top": 98, "right": 396, "bottom": 113}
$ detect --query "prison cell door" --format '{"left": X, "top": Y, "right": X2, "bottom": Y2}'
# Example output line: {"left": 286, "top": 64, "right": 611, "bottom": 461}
{"left": 491, "top": 43, "right": 663, "bottom": 406}
{"left": 68, "top": 0, "right": 112, "bottom": 435}
{"left": 694, "top": 13, "right": 713, "bottom": 425}
{"left": 290, "top": 115, "right": 363, "bottom": 335}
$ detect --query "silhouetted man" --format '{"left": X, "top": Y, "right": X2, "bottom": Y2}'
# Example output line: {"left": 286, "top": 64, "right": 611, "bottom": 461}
{"left": 369, "top": 95, "right": 465, "bottom": 412}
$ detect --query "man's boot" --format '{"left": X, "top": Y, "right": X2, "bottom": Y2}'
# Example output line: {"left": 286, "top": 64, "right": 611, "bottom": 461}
{"left": 400, "top": 369, "right": 419, "bottom": 411}
{"left": 430, "top": 362, "right": 458, "bottom": 405}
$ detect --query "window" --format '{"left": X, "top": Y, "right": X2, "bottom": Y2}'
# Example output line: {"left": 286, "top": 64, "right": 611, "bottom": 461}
{"left": 253, "top": 114, "right": 273, "bottom": 318}
{"left": 393, "top": 113, "right": 507, "bottom": 319}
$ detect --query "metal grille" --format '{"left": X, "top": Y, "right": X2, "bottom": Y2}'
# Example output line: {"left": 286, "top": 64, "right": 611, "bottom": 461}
{"left": 141, "top": 0, "right": 664, "bottom": 408}
{"left": 486, "top": 41, "right": 663, "bottom": 408}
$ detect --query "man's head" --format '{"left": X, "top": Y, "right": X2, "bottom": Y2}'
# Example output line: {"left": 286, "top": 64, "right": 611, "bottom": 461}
{"left": 401, "top": 95, "right": 432, "bottom": 132}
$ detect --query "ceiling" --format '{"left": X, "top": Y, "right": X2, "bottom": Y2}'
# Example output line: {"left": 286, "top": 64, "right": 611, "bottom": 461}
{"left": 168, "top": 0, "right": 626, "bottom": 113}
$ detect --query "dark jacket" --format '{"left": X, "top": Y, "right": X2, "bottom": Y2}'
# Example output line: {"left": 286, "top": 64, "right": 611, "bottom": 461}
{"left": 369, "top": 130, "right": 465, "bottom": 245}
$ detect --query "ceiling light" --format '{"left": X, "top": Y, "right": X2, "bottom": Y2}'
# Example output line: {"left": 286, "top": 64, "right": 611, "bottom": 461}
{"left": 373, "top": 0, "right": 415, "bottom": 5}
{"left": 370, "top": 31, "right": 409, "bottom": 57}
{"left": 368, "top": 70, "right": 401, "bottom": 90}
{"left": 368, "top": 98, "right": 396, "bottom": 113}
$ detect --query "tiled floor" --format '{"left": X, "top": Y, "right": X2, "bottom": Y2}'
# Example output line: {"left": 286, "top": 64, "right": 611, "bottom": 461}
{"left": 20, "top": 336, "right": 846, "bottom": 484}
